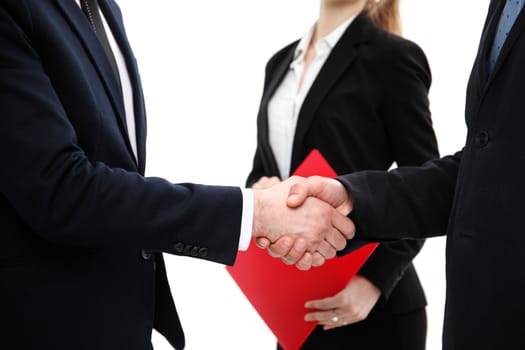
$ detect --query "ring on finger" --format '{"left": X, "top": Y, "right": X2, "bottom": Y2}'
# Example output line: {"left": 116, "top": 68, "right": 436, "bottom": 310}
{"left": 330, "top": 310, "right": 339, "bottom": 323}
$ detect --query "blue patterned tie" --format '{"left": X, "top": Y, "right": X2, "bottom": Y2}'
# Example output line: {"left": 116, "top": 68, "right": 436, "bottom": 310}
{"left": 489, "top": 0, "right": 525, "bottom": 74}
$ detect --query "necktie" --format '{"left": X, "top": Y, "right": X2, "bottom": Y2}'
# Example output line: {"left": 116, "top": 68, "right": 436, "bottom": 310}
{"left": 488, "top": 0, "right": 525, "bottom": 74}
{"left": 80, "top": 0, "right": 121, "bottom": 84}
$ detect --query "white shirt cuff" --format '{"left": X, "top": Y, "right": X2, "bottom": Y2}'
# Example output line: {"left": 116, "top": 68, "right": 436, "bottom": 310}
{"left": 238, "top": 188, "right": 253, "bottom": 251}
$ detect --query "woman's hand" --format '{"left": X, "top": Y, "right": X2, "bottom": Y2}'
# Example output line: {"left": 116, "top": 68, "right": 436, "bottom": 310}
{"left": 304, "top": 275, "right": 381, "bottom": 330}
{"left": 251, "top": 176, "right": 281, "bottom": 189}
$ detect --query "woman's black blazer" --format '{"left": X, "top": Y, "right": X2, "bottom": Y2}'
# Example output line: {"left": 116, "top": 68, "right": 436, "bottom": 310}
{"left": 247, "top": 13, "right": 439, "bottom": 313}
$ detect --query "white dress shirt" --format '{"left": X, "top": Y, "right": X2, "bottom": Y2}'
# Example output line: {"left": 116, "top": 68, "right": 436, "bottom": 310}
{"left": 75, "top": 1, "right": 252, "bottom": 250}
{"left": 268, "top": 16, "right": 356, "bottom": 178}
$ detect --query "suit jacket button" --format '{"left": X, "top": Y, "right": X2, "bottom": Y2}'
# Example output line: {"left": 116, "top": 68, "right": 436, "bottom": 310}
{"left": 199, "top": 248, "right": 208, "bottom": 258}
{"left": 475, "top": 131, "right": 489, "bottom": 147}
{"left": 174, "top": 242, "right": 185, "bottom": 253}
{"left": 141, "top": 249, "right": 152, "bottom": 260}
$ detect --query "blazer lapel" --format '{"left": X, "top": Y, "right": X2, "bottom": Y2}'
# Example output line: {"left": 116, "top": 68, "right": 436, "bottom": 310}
{"left": 260, "top": 48, "right": 297, "bottom": 112}
{"left": 99, "top": 0, "right": 147, "bottom": 173}
{"left": 54, "top": 0, "right": 135, "bottom": 168}
{"left": 474, "top": 0, "right": 504, "bottom": 88}
{"left": 258, "top": 47, "right": 296, "bottom": 176}
{"left": 290, "top": 13, "right": 372, "bottom": 168}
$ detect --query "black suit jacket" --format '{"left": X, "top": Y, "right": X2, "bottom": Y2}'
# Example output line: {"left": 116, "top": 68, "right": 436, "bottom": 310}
{"left": 339, "top": 1, "right": 525, "bottom": 349}
{"left": 0, "top": 1, "right": 244, "bottom": 349}
{"left": 247, "top": 13, "right": 439, "bottom": 317}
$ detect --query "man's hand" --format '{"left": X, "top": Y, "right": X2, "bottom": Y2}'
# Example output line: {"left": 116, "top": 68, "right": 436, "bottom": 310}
{"left": 251, "top": 176, "right": 337, "bottom": 270}
{"left": 287, "top": 176, "right": 352, "bottom": 215}
{"left": 252, "top": 176, "right": 354, "bottom": 268}
{"left": 261, "top": 176, "right": 355, "bottom": 268}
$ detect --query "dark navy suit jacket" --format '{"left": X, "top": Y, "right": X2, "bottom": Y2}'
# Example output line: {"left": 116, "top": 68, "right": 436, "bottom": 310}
{"left": 0, "top": 1, "right": 243, "bottom": 349}
{"left": 340, "top": 1, "right": 525, "bottom": 349}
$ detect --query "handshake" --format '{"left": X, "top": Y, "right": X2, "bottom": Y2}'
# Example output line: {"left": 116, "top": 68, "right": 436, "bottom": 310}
{"left": 251, "top": 176, "right": 354, "bottom": 271}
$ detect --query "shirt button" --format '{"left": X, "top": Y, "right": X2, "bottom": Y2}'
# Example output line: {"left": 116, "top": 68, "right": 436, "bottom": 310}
{"left": 475, "top": 131, "right": 489, "bottom": 147}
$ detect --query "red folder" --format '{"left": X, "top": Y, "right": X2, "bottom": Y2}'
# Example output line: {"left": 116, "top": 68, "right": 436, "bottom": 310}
{"left": 227, "top": 149, "right": 378, "bottom": 350}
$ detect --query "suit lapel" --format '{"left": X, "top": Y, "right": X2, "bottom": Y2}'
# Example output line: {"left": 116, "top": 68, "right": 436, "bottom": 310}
{"left": 290, "top": 13, "right": 372, "bottom": 168}
{"left": 475, "top": 0, "right": 504, "bottom": 88}
{"left": 259, "top": 47, "right": 296, "bottom": 175}
{"left": 99, "top": 0, "right": 147, "bottom": 173}
{"left": 261, "top": 48, "right": 297, "bottom": 111}
{"left": 54, "top": 0, "right": 138, "bottom": 169}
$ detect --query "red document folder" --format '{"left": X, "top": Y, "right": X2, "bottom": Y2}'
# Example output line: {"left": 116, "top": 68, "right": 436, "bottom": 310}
{"left": 226, "top": 149, "right": 378, "bottom": 350}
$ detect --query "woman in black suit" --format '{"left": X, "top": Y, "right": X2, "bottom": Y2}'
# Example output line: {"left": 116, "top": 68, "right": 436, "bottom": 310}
{"left": 246, "top": 0, "right": 438, "bottom": 349}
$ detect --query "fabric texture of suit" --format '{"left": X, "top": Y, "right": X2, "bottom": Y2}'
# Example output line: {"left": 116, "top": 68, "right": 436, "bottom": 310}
{"left": 247, "top": 13, "right": 439, "bottom": 349}
{"left": 338, "top": 1, "right": 525, "bottom": 349}
{"left": 0, "top": 1, "right": 244, "bottom": 349}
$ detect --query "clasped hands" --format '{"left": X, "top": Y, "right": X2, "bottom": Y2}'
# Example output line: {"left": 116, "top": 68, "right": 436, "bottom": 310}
{"left": 251, "top": 175, "right": 354, "bottom": 270}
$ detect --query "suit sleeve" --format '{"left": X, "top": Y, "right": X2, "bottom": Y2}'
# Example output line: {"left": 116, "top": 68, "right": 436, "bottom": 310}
{"left": 340, "top": 151, "right": 460, "bottom": 241}
{"left": 0, "top": 4, "right": 241, "bottom": 265}
{"left": 355, "top": 39, "right": 440, "bottom": 299}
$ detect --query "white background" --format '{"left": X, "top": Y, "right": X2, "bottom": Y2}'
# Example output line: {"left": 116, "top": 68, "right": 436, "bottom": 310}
{"left": 116, "top": 1, "right": 489, "bottom": 349}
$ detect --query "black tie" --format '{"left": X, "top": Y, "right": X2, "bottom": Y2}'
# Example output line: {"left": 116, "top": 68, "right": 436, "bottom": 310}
{"left": 80, "top": 0, "right": 121, "bottom": 84}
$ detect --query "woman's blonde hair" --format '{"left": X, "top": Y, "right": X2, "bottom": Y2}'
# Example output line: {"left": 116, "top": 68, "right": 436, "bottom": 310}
{"left": 364, "top": 0, "right": 402, "bottom": 36}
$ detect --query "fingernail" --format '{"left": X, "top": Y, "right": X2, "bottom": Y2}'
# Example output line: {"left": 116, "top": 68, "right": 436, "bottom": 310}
{"left": 282, "top": 258, "right": 293, "bottom": 265}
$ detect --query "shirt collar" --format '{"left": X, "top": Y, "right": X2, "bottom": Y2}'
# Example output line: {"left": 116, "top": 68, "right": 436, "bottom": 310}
{"left": 292, "top": 24, "right": 315, "bottom": 64}
{"left": 291, "top": 15, "right": 357, "bottom": 67}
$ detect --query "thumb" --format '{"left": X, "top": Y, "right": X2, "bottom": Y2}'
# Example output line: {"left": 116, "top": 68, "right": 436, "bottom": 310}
{"left": 286, "top": 183, "right": 308, "bottom": 208}
{"left": 287, "top": 181, "right": 310, "bottom": 208}
{"left": 287, "top": 177, "right": 325, "bottom": 208}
